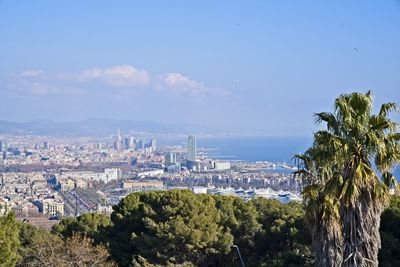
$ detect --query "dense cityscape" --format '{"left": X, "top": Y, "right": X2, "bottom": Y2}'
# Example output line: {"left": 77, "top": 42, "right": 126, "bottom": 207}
{"left": 0, "top": 131, "right": 301, "bottom": 229}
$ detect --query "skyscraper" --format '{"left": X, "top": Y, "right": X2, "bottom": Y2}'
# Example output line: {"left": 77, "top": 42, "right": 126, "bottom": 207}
{"left": 114, "top": 140, "right": 121, "bottom": 150}
{"left": 187, "top": 135, "right": 196, "bottom": 161}
{"left": 117, "top": 129, "right": 122, "bottom": 143}
{"left": 43, "top": 141, "right": 49, "bottom": 150}
{"left": 129, "top": 136, "right": 136, "bottom": 150}
{"left": 124, "top": 137, "right": 130, "bottom": 149}
{"left": 137, "top": 140, "right": 144, "bottom": 150}
{"left": 151, "top": 138, "right": 157, "bottom": 151}
{"left": 165, "top": 152, "right": 176, "bottom": 166}
{"left": 114, "top": 129, "right": 123, "bottom": 150}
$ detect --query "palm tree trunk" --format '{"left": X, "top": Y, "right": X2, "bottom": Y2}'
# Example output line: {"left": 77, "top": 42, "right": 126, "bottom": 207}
{"left": 341, "top": 190, "right": 384, "bottom": 267}
{"left": 312, "top": 218, "right": 343, "bottom": 267}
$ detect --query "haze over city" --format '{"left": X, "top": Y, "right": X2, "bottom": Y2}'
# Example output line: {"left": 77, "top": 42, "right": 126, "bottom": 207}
{"left": 1, "top": 1, "right": 399, "bottom": 135}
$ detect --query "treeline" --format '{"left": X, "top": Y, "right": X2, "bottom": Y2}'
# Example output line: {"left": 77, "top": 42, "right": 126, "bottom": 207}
{"left": 1, "top": 189, "right": 400, "bottom": 266}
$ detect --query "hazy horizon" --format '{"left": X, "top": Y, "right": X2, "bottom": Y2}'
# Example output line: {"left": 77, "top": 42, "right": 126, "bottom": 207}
{"left": 1, "top": 1, "right": 399, "bottom": 136}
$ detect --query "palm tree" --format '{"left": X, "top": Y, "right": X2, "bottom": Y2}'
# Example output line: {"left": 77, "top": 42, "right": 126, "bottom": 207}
{"left": 295, "top": 150, "right": 343, "bottom": 267}
{"left": 295, "top": 91, "right": 400, "bottom": 266}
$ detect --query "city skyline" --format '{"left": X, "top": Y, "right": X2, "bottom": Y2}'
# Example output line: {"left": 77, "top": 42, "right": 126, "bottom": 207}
{"left": 187, "top": 135, "right": 197, "bottom": 161}
{"left": 1, "top": 1, "right": 399, "bottom": 136}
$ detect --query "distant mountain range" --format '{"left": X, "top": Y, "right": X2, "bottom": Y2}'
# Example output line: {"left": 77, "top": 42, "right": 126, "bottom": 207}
{"left": 0, "top": 118, "right": 202, "bottom": 136}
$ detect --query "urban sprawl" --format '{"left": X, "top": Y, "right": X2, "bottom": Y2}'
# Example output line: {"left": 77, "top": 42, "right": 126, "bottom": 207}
{"left": 0, "top": 132, "right": 300, "bottom": 229}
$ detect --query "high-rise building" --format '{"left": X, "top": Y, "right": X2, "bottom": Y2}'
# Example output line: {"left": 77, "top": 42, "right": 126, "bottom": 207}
{"left": 151, "top": 138, "right": 157, "bottom": 151}
{"left": 129, "top": 136, "right": 136, "bottom": 150}
{"left": 187, "top": 135, "right": 197, "bottom": 161}
{"left": 137, "top": 140, "right": 144, "bottom": 150}
{"left": 0, "top": 140, "right": 3, "bottom": 152}
{"left": 124, "top": 137, "right": 130, "bottom": 149}
{"left": 113, "top": 140, "right": 121, "bottom": 150}
{"left": 117, "top": 129, "right": 122, "bottom": 143}
{"left": 43, "top": 141, "right": 49, "bottom": 150}
{"left": 1, "top": 141, "right": 9, "bottom": 152}
{"left": 165, "top": 152, "right": 176, "bottom": 166}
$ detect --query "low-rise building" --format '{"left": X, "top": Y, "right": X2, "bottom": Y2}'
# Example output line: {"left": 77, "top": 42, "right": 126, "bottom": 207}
{"left": 59, "top": 178, "right": 75, "bottom": 191}
{"left": 137, "top": 169, "right": 164, "bottom": 178}
{"left": 213, "top": 161, "right": 231, "bottom": 171}
{"left": 123, "top": 180, "right": 164, "bottom": 190}
{"left": 34, "top": 198, "right": 64, "bottom": 217}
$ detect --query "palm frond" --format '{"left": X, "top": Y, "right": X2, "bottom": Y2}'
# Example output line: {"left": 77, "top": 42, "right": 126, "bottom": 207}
{"left": 379, "top": 102, "right": 397, "bottom": 117}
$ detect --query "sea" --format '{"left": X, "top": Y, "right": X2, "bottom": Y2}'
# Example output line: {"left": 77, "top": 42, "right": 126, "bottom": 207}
{"left": 158, "top": 135, "right": 400, "bottom": 179}
{"left": 159, "top": 136, "right": 311, "bottom": 163}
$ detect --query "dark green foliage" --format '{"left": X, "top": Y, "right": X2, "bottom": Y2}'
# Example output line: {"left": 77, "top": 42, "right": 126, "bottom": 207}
{"left": 107, "top": 190, "right": 312, "bottom": 266}
{"left": 379, "top": 196, "right": 400, "bottom": 267}
{"left": 6, "top": 189, "right": 400, "bottom": 266}
{"left": 131, "top": 255, "right": 196, "bottom": 267}
{"left": 212, "top": 195, "right": 262, "bottom": 265}
{"left": 109, "top": 190, "right": 234, "bottom": 266}
{"left": 0, "top": 212, "right": 20, "bottom": 267}
{"left": 251, "top": 198, "right": 313, "bottom": 267}
{"left": 52, "top": 212, "right": 111, "bottom": 243}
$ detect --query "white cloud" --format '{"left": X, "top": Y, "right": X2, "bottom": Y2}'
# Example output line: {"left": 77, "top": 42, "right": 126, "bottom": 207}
{"left": 157, "top": 72, "right": 229, "bottom": 97}
{"left": 8, "top": 70, "right": 84, "bottom": 96}
{"left": 79, "top": 65, "right": 150, "bottom": 87}
{"left": 28, "top": 83, "right": 85, "bottom": 95}
{"left": 18, "top": 69, "right": 44, "bottom": 78}
{"left": 6, "top": 65, "right": 229, "bottom": 98}
{"left": 11, "top": 81, "right": 85, "bottom": 96}
{"left": 157, "top": 72, "right": 210, "bottom": 95}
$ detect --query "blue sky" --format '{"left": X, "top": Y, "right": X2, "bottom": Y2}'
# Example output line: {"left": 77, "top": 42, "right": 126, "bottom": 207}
{"left": 0, "top": 1, "right": 399, "bottom": 135}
